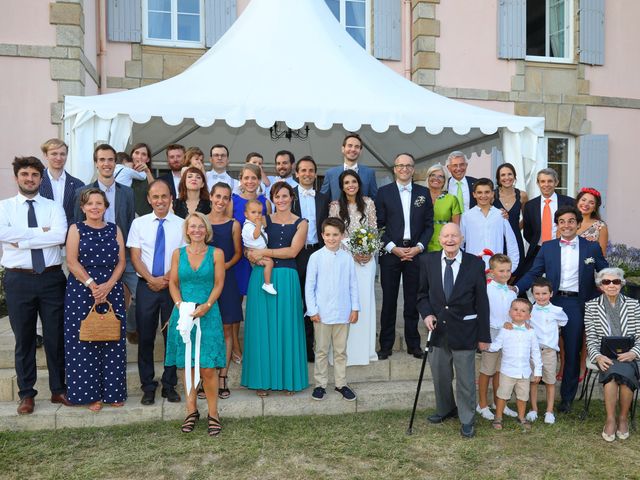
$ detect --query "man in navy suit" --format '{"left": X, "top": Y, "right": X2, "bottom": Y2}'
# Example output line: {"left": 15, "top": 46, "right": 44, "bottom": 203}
{"left": 292, "top": 156, "right": 330, "bottom": 362}
{"left": 417, "top": 223, "right": 490, "bottom": 438}
{"left": 446, "top": 151, "right": 477, "bottom": 212}
{"left": 157, "top": 144, "right": 185, "bottom": 199}
{"left": 520, "top": 168, "right": 575, "bottom": 275}
{"left": 38, "top": 138, "right": 84, "bottom": 225}
{"left": 320, "top": 133, "right": 377, "bottom": 201}
{"left": 376, "top": 153, "right": 433, "bottom": 359}
{"left": 516, "top": 205, "right": 607, "bottom": 412}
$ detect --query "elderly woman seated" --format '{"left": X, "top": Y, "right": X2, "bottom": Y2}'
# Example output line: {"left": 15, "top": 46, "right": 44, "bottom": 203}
{"left": 584, "top": 267, "right": 640, "bottom": 442}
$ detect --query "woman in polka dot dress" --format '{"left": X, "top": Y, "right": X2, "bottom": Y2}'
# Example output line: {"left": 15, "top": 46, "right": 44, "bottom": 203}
{"left": 64, "top": 188, "right": 127, "bottom": 411}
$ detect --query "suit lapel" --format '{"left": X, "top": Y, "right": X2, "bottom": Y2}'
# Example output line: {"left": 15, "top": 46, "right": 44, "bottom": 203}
{"left": 430, "top": 254, "right": 446, "bottom": 303}
{"left": 389, "top": 183, "right": 404, "bottom": 232}
{"left": 40, "top": 170, "right": 53, "bottom": 199}
{"left": 533, "top": 197, "right": 542, "bottom": 234}
{"left": 449, "top": 254, "right": 469, "bottom": 302}
{"left": 409, "top": 183, "right": 418, "bottom": 227}
{"left": 549, "top": 240, "right": 562, "bottom": 287}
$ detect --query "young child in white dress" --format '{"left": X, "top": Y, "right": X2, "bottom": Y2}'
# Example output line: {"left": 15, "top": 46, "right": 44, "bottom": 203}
{"left": 241, "top": 199, "right": 276, "bottom": 295}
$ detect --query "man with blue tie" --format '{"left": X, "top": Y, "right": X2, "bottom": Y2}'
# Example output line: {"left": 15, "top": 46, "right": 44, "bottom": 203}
{"left": 0, "top": 157, "right": 72, "bottom": 414}
{"left": 128, "top": 180, "right": 185, "bottom": 405}
{"left": 516, "top": 205, "right": 607, "bottom": 412}
{"left": 292, "top": 156, "right": 330, "bottom": 362}
{"left": 320, "top": 133, "right": 378, "bottom": 201}
{"left": 206, "top": 144, "right": 238, "bottom": 191}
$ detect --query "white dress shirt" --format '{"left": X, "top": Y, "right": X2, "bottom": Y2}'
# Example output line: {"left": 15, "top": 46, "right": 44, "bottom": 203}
{"left": 241, "top": 220, "right": 268, "bottom": 249}
{"left": 206, "top": 170, "right": 238, "bottom": 191}
{"left": 114, "top": 164, "right": 146, "bottom": 187}
{"left": 171, "top": 172, "right": 181, "bottom": 197}
{"left": 47, "top": 169, "right": 66, "bottom": 205}
{"left": 558, "top": 237, "right": 580, "bottom": 292}
{"left": 298, "top": 186, "right": 318, "bottom": 244}
{"left": 265, "top": 175, "right": 298, "bottom": 200}
{"left": 487, "top": 280, "right": 517, "bottom": 334}
{"left": 126, "top": 212, "right": 185, "bottom": 276}
{"left": 344, "top": 163, "right": 358, "bottom": 173}
{"left": 0, "top": 193, "right": 67, "bottom": 269}
{"left": 460, "top": 206, "right": 520, "bottom": 272}
{"left": 397, "top": 181, "right": 412, "bottom": 240}
{"left": 529, "top": 303, "right": 568, "bottom": 351}
{"left": 97, "top": 180, "right": 116, "bottom": 224}
{"left": 440, "top": 249, "right": 463, "bottom": 285}
{"left": 538, "top": 192, "right": 559, "bottom": 243}
{"left": 448, "top": 176, "right": 471, "bottom": 211}
{"left": 488, "top": 325, "right": 543, "bottom": 378}
{"left": 305, "top": 247, "right": 360, "bottom": 324}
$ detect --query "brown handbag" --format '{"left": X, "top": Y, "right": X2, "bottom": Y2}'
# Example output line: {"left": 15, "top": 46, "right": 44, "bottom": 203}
{"left": 79, "top": 301, "right": 121, "bottom": 342}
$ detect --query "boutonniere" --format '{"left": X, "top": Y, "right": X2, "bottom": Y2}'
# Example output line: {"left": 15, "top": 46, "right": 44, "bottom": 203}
{"left": 584, "top": 257, "right": 595, "bottom": 265}
{"left": 414, "top": 195, "right": 426, "bottom": 207}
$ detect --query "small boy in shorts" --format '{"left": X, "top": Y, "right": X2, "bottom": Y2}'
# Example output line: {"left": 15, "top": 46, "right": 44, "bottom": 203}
{"left": 486, "top": 298, "right": 542, "bottom": 431}
{"left": 525, "top": 277, "right": 568, "bottom": 425}
{"left": 477, "top": 254, "right": 518, "bottom": 420}
{"left": 241, "top": 199, "right": 276, "bottom": 295}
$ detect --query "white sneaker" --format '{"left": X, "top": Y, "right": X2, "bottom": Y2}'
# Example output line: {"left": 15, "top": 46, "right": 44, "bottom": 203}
{"left": 503, "top": 405, "right": 518, "bottom": 418}
{"left": 544, "top": 412, "right": 556, "bottom": 424}
{"left": 476, "top": 404, "right": 495, "bottom": 420}
{"left": 262, "top": 283, "right": 277, "bottom": 295}
{"left": 525, "top": 410, "right": 538, "bottom": 422}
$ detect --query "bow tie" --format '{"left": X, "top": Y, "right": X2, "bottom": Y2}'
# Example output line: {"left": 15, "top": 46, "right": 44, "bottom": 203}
{"left": 560, "top": 239, "right": 576, "bottom": 248}
{"left": 301, "top": 188, "right": 316, "bottom": 197}
{"left": 535, "top": 305, "right": 550, "bottom": 312}
{"left": 210, "top": 173, "right": 227, "bottom": 179}
{"left": 512, "top": 324, "right": 527, "bottom": 332}
{"left": 274, "top": 176, "right": 290, "bottom": 183}
{"left": 493, "top": 282, "right": 509, "bottom": 292}
{"left": 400, "top": 185, "right": 412, "bottom": 193}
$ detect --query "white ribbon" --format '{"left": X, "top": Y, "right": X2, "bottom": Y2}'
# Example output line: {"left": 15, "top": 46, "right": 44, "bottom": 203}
{"left": 177, "top": 302, "right": 201, "bottom": 395}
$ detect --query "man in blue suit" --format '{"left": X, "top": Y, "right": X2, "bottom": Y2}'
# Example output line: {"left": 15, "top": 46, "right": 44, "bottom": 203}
{"left": 320, "top": 133, "right": 377, "bottom": 201}
{"left": 38, "top": 138, "right": 84, "bottom": 226}
{"left": 516, "top": 205, "right": 607, "bottom": 412}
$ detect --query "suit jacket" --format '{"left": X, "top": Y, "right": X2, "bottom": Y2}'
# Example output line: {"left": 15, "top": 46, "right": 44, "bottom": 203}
{"left": 416, "top": 251, "right": 490, "bottom": 349}
{"left": 584, "top": 294, "right": 640, "bottom": 363}
{"left": 320, "top": 165, "right": 378, "bottom": 201}
{"left": 158, "top": 172, "right": 178, "bottom": 200}
{"left": 516, "top": 236, "right": 608, "bottom": 303}
{"left": 291, "top": 186, "right": 330, "bottom": 246}
{"left": 73, "top": 181, "right": 136, "bottom": 241}
{"left": 522, "top": 193, "right": 574, "bottom": 257}
{"left": 375, "top": 182, "right": 434, "bottom": 250}
{"left": 39, "top": 169, "right": 84, "bottom": 225}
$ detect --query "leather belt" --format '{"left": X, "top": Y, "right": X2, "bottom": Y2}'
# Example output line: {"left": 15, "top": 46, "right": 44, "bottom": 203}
{"left": 6, "top": 265, "right": 62, "bottom": 274}
{"left": 401, "top": 239, "right": 412, "bottom": 247}
{"left": 556, "top": 290, "right": 578, "bottom": 297}
{"left": 304, "top": 243, "right": 320, "bottom": 250}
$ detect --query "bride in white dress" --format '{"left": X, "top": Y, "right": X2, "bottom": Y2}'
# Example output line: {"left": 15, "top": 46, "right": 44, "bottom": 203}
{"left": 328, "top": 170, "right": 378, "bottom": 366}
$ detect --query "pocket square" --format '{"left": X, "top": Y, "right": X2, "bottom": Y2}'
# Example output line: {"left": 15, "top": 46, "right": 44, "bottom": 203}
{"left": 462, "top": 314, "right": 477, "bottom": 321}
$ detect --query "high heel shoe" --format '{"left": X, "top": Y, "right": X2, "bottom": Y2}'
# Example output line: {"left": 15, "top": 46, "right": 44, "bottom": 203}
{"left": 231, "top": 352, "right": 242, "bottom": 364}
{"left": 602, "top": 429, "right": 616, "bottom": 442}
{"left": 208, "top": 415, "right": 222, "bottom": 436}
{"left": 218, "top": 375, "right": 230, "bottom": 399}
{"left": 181, "top": 410, "right": 200, "bottom": 433}
{"left": 197, "top": 381, "right": 206, "bottom": 400}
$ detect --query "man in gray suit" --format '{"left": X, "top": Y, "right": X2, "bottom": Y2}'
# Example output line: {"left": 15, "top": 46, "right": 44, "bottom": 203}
{"left": 74, "top": 144, "right": 137, "bottom": 341}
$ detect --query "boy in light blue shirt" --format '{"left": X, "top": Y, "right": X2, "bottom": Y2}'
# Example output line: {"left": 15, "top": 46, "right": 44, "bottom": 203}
{"left": 305, "top": 217, "right": 359, "bottom": 401}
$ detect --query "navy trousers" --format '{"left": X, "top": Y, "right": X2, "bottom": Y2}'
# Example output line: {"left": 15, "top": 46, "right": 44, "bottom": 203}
{"left": 553, "top": 295, "right": 584, "bottom": 403}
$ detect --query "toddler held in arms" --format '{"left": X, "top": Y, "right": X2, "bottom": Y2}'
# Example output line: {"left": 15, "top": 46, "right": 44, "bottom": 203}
{"left": 241, "top": 199, "right": 276, "bottom": 295}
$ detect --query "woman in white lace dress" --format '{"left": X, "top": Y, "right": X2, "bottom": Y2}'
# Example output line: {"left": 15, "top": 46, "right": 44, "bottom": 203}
{"left": 328, "top": 170, "right": 378, "bottom": 366}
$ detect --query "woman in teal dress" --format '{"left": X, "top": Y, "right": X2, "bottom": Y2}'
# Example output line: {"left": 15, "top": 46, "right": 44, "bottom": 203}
{"left": 242, "top": 182, "right": 309, "bottom": 396}
{"left": 166, "top": 212, "right": 226, "bottom": 436}
{"left": 425, "top": 163, "right": 462, "bottom": 251}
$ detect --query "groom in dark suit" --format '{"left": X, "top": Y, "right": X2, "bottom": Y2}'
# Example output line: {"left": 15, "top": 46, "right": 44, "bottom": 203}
{"left": 417, "top": 223, "right": 490, "bottom": 438}
{"left": 292, "top": 156, "right": 330, "bottom": 362}
{"left": 376, "top": 153, "right": 433, "bottom": 360}
{"left": 516, "top": 205, "right": 607, "bottom": 411}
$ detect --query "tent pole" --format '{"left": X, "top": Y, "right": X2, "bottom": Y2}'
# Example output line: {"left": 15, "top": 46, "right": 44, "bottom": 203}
{"left": 361, "top": 141, "right": 394, "bottom": 174}
{"left": 151, "top": 125, "right": 202, "bottom": 157}
{"left": 414, "top": 132, "right": 500, "bottom": 165}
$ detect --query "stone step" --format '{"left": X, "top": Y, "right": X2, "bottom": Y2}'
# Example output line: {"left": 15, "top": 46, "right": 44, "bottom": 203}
{"left": 0, "top": 380, "right": 436, "bottom": 431}
{"left": 0, "top": 353, "right": 429, "bottom": 402}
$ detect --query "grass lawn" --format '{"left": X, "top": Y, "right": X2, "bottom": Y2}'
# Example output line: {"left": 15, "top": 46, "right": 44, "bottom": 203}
{"left": 1, "top": 402, "right": 638, "bottom": 480}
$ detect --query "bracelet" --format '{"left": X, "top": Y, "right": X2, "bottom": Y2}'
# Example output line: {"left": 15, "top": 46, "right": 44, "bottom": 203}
{"left": 84, "top": 278, "right": 94, "bottom": 287}
{"left": 206, "top": 302, "right": 212, "bottom": 308}
{"left": 176, "top": 301, "right": 182, "bottom": 307}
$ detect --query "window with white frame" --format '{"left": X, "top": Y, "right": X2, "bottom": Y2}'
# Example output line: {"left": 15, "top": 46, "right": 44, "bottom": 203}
{"left": 143, "top": 0, "right": 204, "bottom": 47}
{"left": 324, "top": 0, "right": 371, "bottom": 51}
{"left": 544, "top": 133, "right": 575, "bottom": 196}
{"left": 526, "top": 0, "right": 572, "bottom": 62}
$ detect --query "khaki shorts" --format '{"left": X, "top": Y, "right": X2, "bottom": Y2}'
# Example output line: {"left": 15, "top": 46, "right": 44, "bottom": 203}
{"left": 530, "top": 347, "right": 558, "bottom": 385}
{"left": 497, "top": 373, "right": 530, "bottom": 401}
{"left": 479, "top": 350, "right": 502, "bottom": 376}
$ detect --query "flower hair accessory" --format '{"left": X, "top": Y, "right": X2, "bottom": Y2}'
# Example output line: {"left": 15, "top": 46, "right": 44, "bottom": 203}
{"left": 580, "top": 187, "right": 601, "bottom": 198}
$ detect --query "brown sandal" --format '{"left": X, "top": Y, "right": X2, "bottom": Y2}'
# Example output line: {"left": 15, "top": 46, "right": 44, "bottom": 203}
{"left": 492, "top": 418, "right": 503, "bottom": 430}
{"left": 181, "top": 410, "right": 200, "bottom": 433}
{"left": 218, "top": 375, "right": 230, "bottom": 399}
{"left": 208, "top": 415, "right": 222, "bottom": 436}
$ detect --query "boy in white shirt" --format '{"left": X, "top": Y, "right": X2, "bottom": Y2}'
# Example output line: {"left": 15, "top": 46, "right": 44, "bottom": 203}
{"left": 241, "top": 199, "right": 276, "bottom": 295}
{"left": 114, "top": 151, "right": 147, "bottom": 187}
{"left": 306, "top": 218, "right": 359, "bottom": 402}
{"left": 526, "top": 278, "right": 568, "bottom": 425}
{"left": 477, "top": 254, "right": 519, "bottom": 421}
{"left": 486, "top": 298, "right": 542, "bottom": 431}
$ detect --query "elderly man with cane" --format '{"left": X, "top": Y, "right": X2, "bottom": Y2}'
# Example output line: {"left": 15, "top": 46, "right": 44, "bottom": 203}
{"left": 415, "top": 223, "right": 490, "bottom": 438}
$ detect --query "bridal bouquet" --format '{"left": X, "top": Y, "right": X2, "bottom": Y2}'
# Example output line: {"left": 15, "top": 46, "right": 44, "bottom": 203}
{"left": 345, "top": 226, "right": 385, "bottom": 256}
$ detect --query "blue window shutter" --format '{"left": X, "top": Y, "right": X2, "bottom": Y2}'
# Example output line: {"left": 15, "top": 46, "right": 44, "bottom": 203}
{"left": 497, "top": 0, "right": 526, "bottom": 59}
{"left": 205, "top": 0, "right": 237, "bottom": 48}
{"left": 107, "top": 0, "right": 141, "bottom": 42}
{"left": 491, "top": 147, "right": 504, "bottom": 178}
{"left": 373, "top": 0, "right": 401, "bottom": 61}
{"left": 579, "top": 0, "right": 605, "bottom": 65}
{"left": 579, "top": 135, "right": 608, "bottom": 219}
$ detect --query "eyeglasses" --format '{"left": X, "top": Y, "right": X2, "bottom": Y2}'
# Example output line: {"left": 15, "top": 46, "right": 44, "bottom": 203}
{"left": 429, "top": 174, "right": 445, "bottom": 180}
{"left": 394, "top": 164, "right": 414, "bottom": 170}
{"left": 600, "top": 279, "right": 622, "bottom": 286}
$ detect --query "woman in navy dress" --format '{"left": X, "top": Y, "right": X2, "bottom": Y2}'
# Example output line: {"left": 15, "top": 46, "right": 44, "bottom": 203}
{"left": 493, "top": 162, "right": 528, "bottom": 280}
{"left": 173, "top": 166, "right": 212, "bottom": 218}
{"left": 64, "top": 188, "right": 127, "bottom": 411}
{"left": 208, "top": 182, "right": 243, "bottom": 398}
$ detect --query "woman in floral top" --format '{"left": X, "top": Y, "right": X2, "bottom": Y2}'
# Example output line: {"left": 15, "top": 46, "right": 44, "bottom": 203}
{"left": 576, "top": 187, "right": 608, "bottom": 255}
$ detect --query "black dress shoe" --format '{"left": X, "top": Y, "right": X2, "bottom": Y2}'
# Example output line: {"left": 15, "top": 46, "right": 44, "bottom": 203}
{"left": 35, "top": 335, "right": 43, "bottom": 348}
{"left": 407, "top": 348, "right": 424, "bottom": 359}
{"left": 460, "top": 423, "right": 475, "bottom": 438}
{"left": 377, "top": 351, "right": 392, "bottom": 360}
{"left": 141, "top": 391, "right": 155, "bottom": 405}
{"left": 558, "top": 401, "right": 572, "bottom": 413}
{"left": 427, "top": 408, "right": 458, "bottom": 424}
{"left": 162, "top": 388, "right": 181, "bottom": 403}
{"left": 307, "top": 352, "right": 315, "bottom": 363}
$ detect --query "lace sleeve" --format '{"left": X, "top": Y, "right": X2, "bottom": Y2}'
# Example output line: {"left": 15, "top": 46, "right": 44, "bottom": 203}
{"left": 328, "top": 200, "right": 340, "bottom": 219}
{"left": 364, "top": 197, "right": 377, "bottom": 229}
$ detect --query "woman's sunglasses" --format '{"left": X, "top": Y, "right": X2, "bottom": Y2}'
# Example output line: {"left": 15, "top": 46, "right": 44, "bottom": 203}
{"left": 601, "top": 279, "right": 622, "bottom": 286}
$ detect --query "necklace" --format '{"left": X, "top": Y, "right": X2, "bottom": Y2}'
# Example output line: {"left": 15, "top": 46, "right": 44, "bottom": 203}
{"left": 187, "top": 245, "right": 206, "bottom": 255}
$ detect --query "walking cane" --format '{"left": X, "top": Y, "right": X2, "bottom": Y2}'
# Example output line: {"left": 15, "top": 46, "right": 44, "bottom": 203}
{"left": 407, "top": 322, "right": 436, "bottom": 435}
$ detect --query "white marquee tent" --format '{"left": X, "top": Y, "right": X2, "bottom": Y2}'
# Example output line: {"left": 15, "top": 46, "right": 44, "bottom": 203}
{"left": 64, "top": 0, "right": 544, "bottom": 192}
